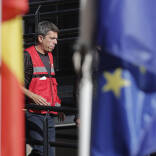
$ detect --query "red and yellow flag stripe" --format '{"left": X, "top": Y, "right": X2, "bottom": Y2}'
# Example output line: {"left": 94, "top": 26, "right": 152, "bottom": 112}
{"left": 1, "top": 0, "right": 28, "bottom": 156}
{"left": 1, "top": 17, "right": 24, "bottom": 156}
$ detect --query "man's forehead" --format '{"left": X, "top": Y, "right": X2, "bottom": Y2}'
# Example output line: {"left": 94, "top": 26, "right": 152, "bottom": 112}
{"left": 46, "top": 31, "right": 58, "bottom": 36}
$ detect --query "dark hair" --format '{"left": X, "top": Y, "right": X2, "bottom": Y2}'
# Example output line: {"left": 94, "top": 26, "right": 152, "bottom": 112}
{"left": 37, "top": 21, "right": 59, "bottom": 37}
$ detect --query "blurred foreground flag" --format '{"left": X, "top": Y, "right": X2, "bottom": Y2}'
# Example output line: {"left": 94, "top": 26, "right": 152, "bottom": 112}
{"left": 2, "top": 0, "right": 28, "bottom": 21}
{"left": 90, "top": 0, "right": 156, "bottom": 156}
{"left": 1, "top": 0, "right": 28, "bottom": 156}
{"left": 91, "top": 53, "right": 156, "bottom": 156}
{"left": 97, "top": 0, "right": 156, "bottom": 74}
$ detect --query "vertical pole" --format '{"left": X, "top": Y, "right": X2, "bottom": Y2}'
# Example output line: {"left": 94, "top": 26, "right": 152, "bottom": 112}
{"left": 74, "top": 0, "right": 96, "bottom": 155}
{"left": 35, "top": 5, "right": 41, "bottom": 44}
{"left": 43, "top": 113, "right": 49, "bottom": 156}
{"left": 78, "top": 50, "right": 93, "bottom": 156}
{"left": 0, "top": 0, "right": 2, "bottom": 154}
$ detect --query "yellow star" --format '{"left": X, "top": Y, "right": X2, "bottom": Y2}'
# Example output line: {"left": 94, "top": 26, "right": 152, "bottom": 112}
{"left": 139, "top": 66, "right": 146, "bottom": 74}
{"left": 103, "top": 68, "right": 130, "bottom": 97}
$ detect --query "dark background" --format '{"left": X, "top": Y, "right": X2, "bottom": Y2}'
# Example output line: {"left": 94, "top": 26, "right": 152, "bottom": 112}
{"left": 23, "top": 0, "right": 80, "bottom": 155}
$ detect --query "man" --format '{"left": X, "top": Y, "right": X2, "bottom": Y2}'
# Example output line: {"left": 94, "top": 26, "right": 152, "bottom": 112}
{"left": 23, "top": 21, "right": 63, "bottom": 156}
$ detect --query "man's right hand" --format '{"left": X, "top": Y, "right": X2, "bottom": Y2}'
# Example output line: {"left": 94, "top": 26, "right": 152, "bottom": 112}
{"left": 30, "top": 93, "right": 50, "bottom": 106}
{"left": 22, "top": 86, "right": 50, "bottom": 106}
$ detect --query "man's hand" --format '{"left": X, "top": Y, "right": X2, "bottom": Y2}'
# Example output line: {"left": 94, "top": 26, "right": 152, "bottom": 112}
{"left": 30, "top": 93, "right": 50, "bottom": 106}
{"left": 57, "top": 112, "right": 65, "bottom": 122}
{"left": 74, "top": 115, "right": 80, "bottom": 127}
{"left": 75, "top": 118, "right": 80, "bottom": 127}
{"left": 22, "top": 86, "right": 50, "bottom": 106}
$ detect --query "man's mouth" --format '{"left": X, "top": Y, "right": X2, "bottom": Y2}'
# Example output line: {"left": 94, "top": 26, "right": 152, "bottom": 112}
{"left": 49, "top": 46, "right": 54, "bottom": 50}
{"left": 50, "top": 45, "right": 55, "bottom": 49}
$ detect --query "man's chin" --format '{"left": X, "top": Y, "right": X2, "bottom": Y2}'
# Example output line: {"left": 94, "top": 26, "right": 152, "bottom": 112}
{"left": 49, "top": 47, "right": 54, "bottom": 51}
{"left": 46, "top": 49, "right": 53, "bottom": 52}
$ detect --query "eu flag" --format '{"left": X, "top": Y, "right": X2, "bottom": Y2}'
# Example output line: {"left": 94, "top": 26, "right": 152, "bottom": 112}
{"left": 91, "top": 52, "right": 156, "bottom": 156}
{"left": 97, "top": 0, "right": 156, "bottom": 74}
{"left": 90, "top": 0, "right": 156, "bottom": 156}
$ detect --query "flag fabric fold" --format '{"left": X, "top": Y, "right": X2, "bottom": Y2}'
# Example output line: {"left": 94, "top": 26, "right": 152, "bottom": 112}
{"left": 97, "top": 0, "right": 156, "bottom": 74}
{"left": 1, "top": 0, "right": 28, "bottom": 156}
{"left": 2, "top": 0, "right": 28, "bottom": 21}
{"left": 90, "top": 0, "right": 156, "bottom": 155}
{"left": 1, "top": 17, "right": 24, "bottom": 156}
{"left": 91, "top": 52, "right": 156, "bottom": 156}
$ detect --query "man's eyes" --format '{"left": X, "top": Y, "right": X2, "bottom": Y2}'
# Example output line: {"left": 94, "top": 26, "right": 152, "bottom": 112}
{"left": 50, "top": 38, "right": 58, "bottom": 40}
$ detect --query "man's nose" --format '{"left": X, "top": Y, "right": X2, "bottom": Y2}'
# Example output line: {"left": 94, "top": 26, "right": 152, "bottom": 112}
{"left": 54, "top": 39, "right": 57, "bottom": 44}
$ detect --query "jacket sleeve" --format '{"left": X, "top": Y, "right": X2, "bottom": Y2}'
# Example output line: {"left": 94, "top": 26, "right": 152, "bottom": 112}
{"left": 24, "top": 51, "right": 33, "bottom": 89}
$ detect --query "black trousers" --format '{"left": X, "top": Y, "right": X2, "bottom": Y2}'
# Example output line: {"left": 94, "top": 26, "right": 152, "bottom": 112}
{"left": 26, "top": 111, "right": 55, "bottom": 156}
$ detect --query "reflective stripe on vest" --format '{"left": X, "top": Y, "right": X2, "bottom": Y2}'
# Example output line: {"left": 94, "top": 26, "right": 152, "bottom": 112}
{"left": 34, "top": 67, "right": 47, "bottom": 73}
{"left": 34, "top": 66, "right": 55, "bottom": 74}
{"left": 55, "top": 103, "right": 61, "bottom": 107}
{"left": 51, "top": 67, "right": 55, "bottom": 73}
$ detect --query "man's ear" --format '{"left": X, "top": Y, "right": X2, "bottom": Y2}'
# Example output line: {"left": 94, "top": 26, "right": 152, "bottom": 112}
{"left": 38, "top": 35, "right": 44, "bottom": 43}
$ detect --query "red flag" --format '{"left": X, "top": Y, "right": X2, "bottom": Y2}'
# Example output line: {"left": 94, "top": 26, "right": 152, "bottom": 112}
{"left": 1, "top": 0, "right": 28, "bottom": 156}
{"left": 2, "top": 0, "right": 28, "bottom": 21}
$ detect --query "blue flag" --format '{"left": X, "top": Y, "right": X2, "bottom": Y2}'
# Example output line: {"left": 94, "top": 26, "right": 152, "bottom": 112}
{"left": 90, "top": 0, "right": 156, "bottom": 155}
{"left": 97, "top": 0, "right": 156, "bottom": 74}
{"left": 91, "top": 52, "right": 156, "bottom": 156}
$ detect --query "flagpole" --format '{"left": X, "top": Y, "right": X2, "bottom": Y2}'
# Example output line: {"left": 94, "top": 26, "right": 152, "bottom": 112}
{"left": 78, "top": 50, "right": 93, "bottom": 156}
{"left": 0, "top": 0, "right": 2, "bottom": 154}
{"left": 73, "top": 0, "right": 96, "bottom": 156}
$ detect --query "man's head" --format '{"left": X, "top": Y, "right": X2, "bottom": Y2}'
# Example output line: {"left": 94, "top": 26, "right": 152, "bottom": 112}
{"left": 37, "top": 21, "right": 60, "bottom": 53}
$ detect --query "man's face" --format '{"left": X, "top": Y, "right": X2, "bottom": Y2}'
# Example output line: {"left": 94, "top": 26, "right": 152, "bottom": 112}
{"left": 41, "top": 31, "right": 58, "bottom": 52}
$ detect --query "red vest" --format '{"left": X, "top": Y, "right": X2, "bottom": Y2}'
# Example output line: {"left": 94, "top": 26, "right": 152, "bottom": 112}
{"left": 25, "top": 45, "right": 61, "bottom": 114}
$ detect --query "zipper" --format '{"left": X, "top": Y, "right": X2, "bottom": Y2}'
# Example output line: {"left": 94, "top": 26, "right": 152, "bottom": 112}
{"left": 49, "top": 74, "right": 54, "bottom": 106}
{"left": 45, "top": 55, "right": 54, "bottom": 106}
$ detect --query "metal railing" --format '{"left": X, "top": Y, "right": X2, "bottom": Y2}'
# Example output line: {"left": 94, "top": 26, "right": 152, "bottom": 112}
{"left": 25, "top": 104, "right": 78, "bottom": 156}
